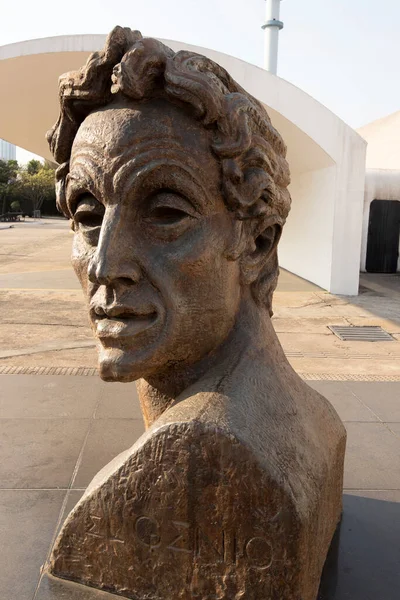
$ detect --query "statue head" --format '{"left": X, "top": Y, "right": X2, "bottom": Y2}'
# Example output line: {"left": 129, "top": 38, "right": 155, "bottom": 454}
{"left": 48, "top": 27, "right": 291, "bottom": 382}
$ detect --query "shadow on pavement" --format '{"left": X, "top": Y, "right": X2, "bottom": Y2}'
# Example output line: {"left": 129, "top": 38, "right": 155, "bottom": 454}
{"left": 318, "top": 493, "right": 400, "bottom": 600}
{"left": 344, "top": 273, "right": 400, "bottom": 329}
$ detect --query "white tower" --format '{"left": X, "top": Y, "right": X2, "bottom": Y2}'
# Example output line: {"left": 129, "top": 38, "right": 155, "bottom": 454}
{"left": 262, "top": 0, "right": 284, "bottom": 74}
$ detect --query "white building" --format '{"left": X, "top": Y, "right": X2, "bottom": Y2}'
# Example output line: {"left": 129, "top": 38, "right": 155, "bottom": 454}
{"left": 0, "top": 35, "right": 367, "bottom": 295}
{"left": 358, "top": 112, "right": 400, "bottom": 274}
{"left": 0, "top": 139, "right": 16, "bottom": 161}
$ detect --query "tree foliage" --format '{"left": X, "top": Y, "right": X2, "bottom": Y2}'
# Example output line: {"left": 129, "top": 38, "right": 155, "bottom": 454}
{"left": 0, "top": 159, "right": 56, "bottom": 215}
{"left": 0, "top": 159, "right": 19, "bottom": 214}
{"left": 17, "top": 162, "right": 56, "bottom": 212}
{"left": 26, "top": 159, "right": 42, "bottom": 176}
{"left": 0, "top": 159, "right": 18, "bottom": 184}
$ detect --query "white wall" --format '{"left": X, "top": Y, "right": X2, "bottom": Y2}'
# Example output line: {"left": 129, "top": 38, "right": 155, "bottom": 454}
{"left": 358, "top": 111, "right": 400, "bottom": 170}
{"left": 330, "top": 124, "right": 366, "bottom": 294}
{"left": 361, "top": 169, "right": 400, "bottom": 272}
{"left": 279, "top": 123, "right": 366, "bottom": 295}
{"left": 280, "top": 167, "right": 335, "bottom": 290}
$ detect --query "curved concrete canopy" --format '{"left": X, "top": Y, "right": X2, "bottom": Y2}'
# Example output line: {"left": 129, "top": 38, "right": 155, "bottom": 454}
{"left": 0, "top": 35, "right": 366, "bottom": 294}
{"left": 2, "top": 34, "right": 343, "bottom": 169}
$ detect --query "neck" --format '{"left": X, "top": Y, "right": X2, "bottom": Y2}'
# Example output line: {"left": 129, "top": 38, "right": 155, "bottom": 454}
{"left": 136, "top": 296, "right": 283, "bottom": 428}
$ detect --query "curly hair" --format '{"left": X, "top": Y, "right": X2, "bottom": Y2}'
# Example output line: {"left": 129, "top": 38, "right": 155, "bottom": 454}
{"left": 47, "top": 26, "right": 291, "bottom": 315}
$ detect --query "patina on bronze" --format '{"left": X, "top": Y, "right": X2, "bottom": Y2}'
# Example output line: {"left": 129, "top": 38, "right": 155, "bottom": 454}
{"left": 46, "top": 27, "right": 346, "bottom": 600}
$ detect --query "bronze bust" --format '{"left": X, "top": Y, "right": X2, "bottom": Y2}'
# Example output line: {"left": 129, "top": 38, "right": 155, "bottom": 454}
{"left": 47, "top": 27, "right": 346, "bottom": 600}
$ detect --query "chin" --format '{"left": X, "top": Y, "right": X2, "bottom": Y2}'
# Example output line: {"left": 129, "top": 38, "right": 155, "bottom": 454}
{"left": 97, "top": 345, "right": 159, "bottom": 383}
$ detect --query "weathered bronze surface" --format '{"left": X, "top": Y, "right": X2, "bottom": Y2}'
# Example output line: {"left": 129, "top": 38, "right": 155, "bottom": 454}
{"left": 46, "top": 26, "right": 346, "bottom": 600}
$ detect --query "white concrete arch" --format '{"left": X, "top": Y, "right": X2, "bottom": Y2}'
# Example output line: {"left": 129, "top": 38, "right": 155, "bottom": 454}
{"left": 0, "top": 35, "right": 366, "bottom": 294}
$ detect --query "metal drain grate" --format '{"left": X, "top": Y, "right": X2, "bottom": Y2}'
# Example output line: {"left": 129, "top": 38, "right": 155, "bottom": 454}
{"left": 328, "top": 326, "right": 395, "bottom": 342}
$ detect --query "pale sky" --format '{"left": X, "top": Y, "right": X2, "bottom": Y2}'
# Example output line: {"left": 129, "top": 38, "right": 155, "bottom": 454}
{"left": 2, "top": 0, "right": 400, "bottom": 162}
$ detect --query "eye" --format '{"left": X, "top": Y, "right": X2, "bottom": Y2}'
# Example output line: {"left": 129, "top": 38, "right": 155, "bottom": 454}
{"left": 148, "top": 205, "right": 189, "bottom": 225}
{"left": 73, "top": 194, "right": 104, "bottom": 230}
{"left": 76, "top": 212, "right": 103, "bottom": 228}
{"left": 145, "top": 190, "right": 195, "bottom": 228}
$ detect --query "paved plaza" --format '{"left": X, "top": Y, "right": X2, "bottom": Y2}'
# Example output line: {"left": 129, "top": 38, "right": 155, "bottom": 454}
{"left": 1, "top": 219, "right": 400, "bottom": 377}
{"left": 1, "top": 218, "right": 400, "bottom": 599}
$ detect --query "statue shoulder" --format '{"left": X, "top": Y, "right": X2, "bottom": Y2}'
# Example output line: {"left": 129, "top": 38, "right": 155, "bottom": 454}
{"left": 51, "top": 387, "right": 345, "bottom": 600}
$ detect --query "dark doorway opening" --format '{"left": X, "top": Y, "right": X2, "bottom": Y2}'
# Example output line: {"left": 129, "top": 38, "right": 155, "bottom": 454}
{"left": 366, "top": 200, "right": 400, "bottom": 273}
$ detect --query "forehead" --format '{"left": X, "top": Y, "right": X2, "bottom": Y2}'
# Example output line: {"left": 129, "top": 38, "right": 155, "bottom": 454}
{"left": 71, "top": 99, "right": 216, "bottom": 169}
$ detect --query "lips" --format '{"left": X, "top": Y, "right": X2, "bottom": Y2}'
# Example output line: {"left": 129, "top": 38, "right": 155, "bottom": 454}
{"left": 94, "top": 312, "right": 157, "bottom": 339}
{"left": 89, "top": 296, "right": 159, "bottom": 341}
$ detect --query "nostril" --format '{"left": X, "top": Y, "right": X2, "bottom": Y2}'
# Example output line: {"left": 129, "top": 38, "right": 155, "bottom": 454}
{"left": 119, "top": 276, "right": 136, "bottom": 286}
{"left": 88, "top": 270, "right": 109, "bottom": 285}
{"left": 88, "top": 270, "right": 97, "bottom": 284}
{"left": 87, "top": 257, "right": 141, "bottom": 286}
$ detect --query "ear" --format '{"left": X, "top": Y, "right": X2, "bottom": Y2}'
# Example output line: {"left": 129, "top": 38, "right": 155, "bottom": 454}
{"left": 240, "top": 217, "right": 282, "bottom": 286}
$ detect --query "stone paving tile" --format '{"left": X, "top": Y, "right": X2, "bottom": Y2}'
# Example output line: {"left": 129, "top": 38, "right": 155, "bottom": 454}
{"left": 0, "top": 418, "right": 90, "bottom": 489}
{"left": 344, "top": 422, "right": 400, "bottom": 490}
{"left": 345, "top": 381, "right": 400, "bottom": 422}
{"left": 290, "top": 356, "right": 400, "bottom": 377}
{"left": 0, "top": 288, "right": 87, "bottom": 327}
{"left": 72, "top": 419, "right": 145, "bottom": 489}
{"left": 94, "top": 382, "right": 142, "bottom": 419}
{"left": 0, "top": 347, "right": 98, "bottom": 368}
{"left": 272, "top": 316, "right": 349, "bottom": 335}
{"left": 277, "top": 269, "right": 322, "bottom": 292}
{"left": 0, "top": 490, "right": 66, "bottom": 600}
{"left": 280, "top": 331, "right": 399, "bottom": 356}
{"left": 0, "top": 375, "right": 100, "bottom": 419}
{"left": 0, "top": 268, "right": 79, "bottom": 290}
{"left": 0, "top": 323, "right": 93, "bottom": 354}
{"left": 386, "top": 422, "right": 400, "bottom": 438}
{"left": 307, "top": 381, "right": 378, "bottom": 422}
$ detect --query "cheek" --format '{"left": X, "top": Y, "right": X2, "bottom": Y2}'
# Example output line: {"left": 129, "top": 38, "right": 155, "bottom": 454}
{"left": 71, "top": 232, "right": 93, "bottom": 293}
{"left": 155, "top": 215, "right": 241, "bottom": 314}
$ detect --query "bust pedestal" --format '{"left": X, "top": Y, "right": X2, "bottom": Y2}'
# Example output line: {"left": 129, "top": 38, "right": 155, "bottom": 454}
{"left": 49, "top": 376, "right": 345, "bottom": 600}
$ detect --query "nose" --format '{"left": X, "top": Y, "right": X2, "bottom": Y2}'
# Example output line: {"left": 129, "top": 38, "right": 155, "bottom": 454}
{"left": 87, "top": 216, "right": 141, "bottom": 286}
{"left": 88, "top": 252, "right": 141, "bottom": 286}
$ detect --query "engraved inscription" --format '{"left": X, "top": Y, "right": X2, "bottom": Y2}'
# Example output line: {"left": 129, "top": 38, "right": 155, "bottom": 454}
{"left": 87, "top": 513, "right": 274, "bottom": 569}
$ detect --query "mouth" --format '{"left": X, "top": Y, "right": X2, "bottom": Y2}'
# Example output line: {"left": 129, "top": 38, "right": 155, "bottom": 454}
{"left": 93, "top": 311, "right": 158, "bottom": 341}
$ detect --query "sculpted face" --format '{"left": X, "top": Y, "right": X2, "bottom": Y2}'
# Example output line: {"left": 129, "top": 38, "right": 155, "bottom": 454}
{"left": 68, "top": 99, "right": 242, "bottom": 381}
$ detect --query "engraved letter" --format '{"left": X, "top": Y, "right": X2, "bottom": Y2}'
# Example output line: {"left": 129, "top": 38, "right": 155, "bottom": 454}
{"left": 87, "top": 515, "right": 103, "bottom": 539}
{"left": 195, "top": 528, "right": 225, "bottom": 563}
{"left": 167, "top": 520, "right": 192, "bottom": 554}
{"left": 135, "top": 516, "right": 161, "bottom": 549}
{"left": 244, "top": 537, "right": 273, "bottom": 570}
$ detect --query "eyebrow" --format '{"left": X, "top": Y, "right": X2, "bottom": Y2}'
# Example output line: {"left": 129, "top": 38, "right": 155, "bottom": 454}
{"left": 113, "top": 152, "right": 212, "bottom": 212}
{"left": 65, "top": 165, "right": 104, "bottom": 215}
